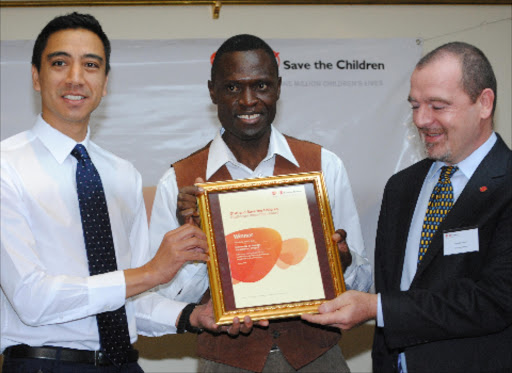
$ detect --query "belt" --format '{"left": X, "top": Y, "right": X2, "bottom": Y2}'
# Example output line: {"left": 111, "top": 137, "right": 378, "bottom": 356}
{"left": 4, "top": 345, "right": 139, "bottom": 366}
{"left": 270, "top": 344, "right": 280, "bottom": 353}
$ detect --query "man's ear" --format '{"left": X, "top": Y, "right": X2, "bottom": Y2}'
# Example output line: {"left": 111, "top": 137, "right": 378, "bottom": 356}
{"left": 276, "top": 76, "right": 282, "bottom": 101}
{"left": 102, "top": 74, "right": 109, "bottom": 97}
{"left": 478, "top": 88, "right": 494, "bottom": 120}
{"left": 208, "top": 80, "right": 217, "bottom": 105}
{"left": 32, "top": 65, "right": 41, "bottom": 92}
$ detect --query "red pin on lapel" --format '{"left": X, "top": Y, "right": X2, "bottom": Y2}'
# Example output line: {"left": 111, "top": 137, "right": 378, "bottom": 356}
{"left": 480, "top": 186, "right": 488, "bottom": 192}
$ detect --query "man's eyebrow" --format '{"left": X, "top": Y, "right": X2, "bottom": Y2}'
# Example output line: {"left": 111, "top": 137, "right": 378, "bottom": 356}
{"left": 83, "top": 53, "right": 104, "bottom": 64}
{"left": 428, "top": 97, "right": 450, "bottom": 103}
{"left": 47, "top": 51, "right": 71, "bottom": 60}
{"left": 407, "top": 96, "right": 450, "bottom": 104}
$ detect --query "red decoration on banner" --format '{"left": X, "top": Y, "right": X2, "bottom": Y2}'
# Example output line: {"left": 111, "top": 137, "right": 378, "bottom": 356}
{"left": 274, "top": 51, "right": 281, "bottom": 66}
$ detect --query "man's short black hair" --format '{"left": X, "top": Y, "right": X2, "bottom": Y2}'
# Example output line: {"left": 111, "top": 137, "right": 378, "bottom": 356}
{"left": 32, "top": 12, "right": 111, "bottom": 74}
{"left": 211, "top": 34, "right": 278, "bottom": 81}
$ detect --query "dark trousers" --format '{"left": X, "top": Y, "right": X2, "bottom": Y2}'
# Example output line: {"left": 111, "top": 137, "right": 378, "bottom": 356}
{"left": 2, "top": 356, "right": 144, "bottom": 373}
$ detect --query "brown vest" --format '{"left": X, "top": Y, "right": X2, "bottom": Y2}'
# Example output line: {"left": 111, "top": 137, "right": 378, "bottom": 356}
{"left": 173, "top": 136, "right": 341, "bottom": 372}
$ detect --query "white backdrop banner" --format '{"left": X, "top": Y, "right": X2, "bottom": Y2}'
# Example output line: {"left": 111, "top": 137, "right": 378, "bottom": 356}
{"left": 1, "top": 38, "right": 424, "bottom": 274}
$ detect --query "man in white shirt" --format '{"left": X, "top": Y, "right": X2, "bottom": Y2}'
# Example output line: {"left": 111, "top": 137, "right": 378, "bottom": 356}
{"left": 1, "top": 12, "right": 209, "bottom": 372}
{"left": 302, "top": 42, "right": 512, "bottom": 372}
{"left": 149, "top": 34, "right": 371, "bottom": 372}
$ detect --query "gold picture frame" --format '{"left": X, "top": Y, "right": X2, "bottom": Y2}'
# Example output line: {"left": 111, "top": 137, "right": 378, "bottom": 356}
{"left": 196, "top": 171, "right": 345, "bottom": 325}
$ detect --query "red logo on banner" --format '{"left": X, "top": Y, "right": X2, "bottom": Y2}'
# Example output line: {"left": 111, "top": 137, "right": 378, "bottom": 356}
{"left": 210, "top": 51, "right": 281, "bottom": 66}
{"left": 274, "top": 52, "right": 280, "bottom": 66}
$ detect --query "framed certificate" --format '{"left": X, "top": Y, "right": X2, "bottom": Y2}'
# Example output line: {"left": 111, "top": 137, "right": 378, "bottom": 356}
{"left": 196, "top": 171, "right": 345, "bottom": 325}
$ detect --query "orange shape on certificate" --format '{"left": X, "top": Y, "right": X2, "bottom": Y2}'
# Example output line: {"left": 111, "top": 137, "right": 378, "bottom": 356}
{"left": 279, "top": 238, "right": 309, "bottom": 266}
{"left": 276, "top": 258, "right": 291, "bottom": 269}
{"left": 226, "top": 228, "right": 282, "bottom": 283}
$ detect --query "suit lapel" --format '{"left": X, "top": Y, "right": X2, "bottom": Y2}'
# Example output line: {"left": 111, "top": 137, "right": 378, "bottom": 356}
{"left": 388, "top": 159, "right": 433, "bottom": 290}
{"left": 412, "top": 136, "right": 511, "bottom": 283}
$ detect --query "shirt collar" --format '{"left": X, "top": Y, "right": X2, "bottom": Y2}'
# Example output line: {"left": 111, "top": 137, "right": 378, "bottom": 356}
{"left": 206, "top": 125, "right": 299, "bottom": 179}
{"left": 427, "top": 132, "right": 497, "bottom": 181}
{"left": 32, "top": 114, "right": 91, "bottom": 164}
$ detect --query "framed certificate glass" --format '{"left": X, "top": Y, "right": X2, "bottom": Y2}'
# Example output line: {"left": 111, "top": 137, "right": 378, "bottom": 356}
{"left": 196, "top": 171, "right": 345, "bottom": 325}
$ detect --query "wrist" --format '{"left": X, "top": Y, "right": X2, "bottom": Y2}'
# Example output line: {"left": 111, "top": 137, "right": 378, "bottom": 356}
{"left": 177, "top": 303, "right": 203, "bottom": 334}
{"left": 124, "top": 265, "right": 160, "bottom": 299}
{"left": 142, "top": 259, "right": 165, "bottom": 286}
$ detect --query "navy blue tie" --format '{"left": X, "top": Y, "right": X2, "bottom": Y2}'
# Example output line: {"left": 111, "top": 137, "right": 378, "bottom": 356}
{"left": 72, "top": 144, "right": 132, "bottom": 366}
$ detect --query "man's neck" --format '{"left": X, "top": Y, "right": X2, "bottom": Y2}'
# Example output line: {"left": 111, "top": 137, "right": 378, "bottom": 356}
{"left": 42, "top": 114, "right": 89, "bottom": 142}
{"left": 222, "top": 131, "right": 271, "bottom": 171}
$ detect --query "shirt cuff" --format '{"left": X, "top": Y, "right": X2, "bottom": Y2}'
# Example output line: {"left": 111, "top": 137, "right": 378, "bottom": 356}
{"left": 377, "top": 293, "right": 384, "bottom": 327}
{"left": 136, "top": 294, "right": 189, "bottom": 336}
{"left": 343, "top": 249, "right": 372, "bottom": 292}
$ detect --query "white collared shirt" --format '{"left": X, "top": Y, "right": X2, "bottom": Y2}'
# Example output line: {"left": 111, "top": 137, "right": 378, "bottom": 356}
{"left": 1, "top": 115, "right": 184, "bottom": 352}
{"left": 149, "top": 126, "right": 372, "bottom": 310}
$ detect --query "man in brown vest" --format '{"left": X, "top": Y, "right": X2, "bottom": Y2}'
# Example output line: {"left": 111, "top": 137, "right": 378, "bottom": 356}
{"left": 149, "top": 34, "right": 372, "bottom": 372}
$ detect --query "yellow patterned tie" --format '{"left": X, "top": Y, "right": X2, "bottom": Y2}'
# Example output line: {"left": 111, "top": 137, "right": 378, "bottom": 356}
{"left": 418, "top": 165, "right": 458, "bottom": 263}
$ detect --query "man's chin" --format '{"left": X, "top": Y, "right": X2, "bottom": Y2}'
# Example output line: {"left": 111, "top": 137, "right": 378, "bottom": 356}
{"left": 426, "top": 148, "right": 452, "bottom": 163}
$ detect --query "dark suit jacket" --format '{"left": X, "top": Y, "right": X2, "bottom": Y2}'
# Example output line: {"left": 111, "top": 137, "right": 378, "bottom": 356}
{"left": 372, "top": 135, "right": 512, "bottom": 373}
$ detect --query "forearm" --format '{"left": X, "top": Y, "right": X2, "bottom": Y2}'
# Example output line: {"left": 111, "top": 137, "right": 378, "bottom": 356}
{"left": 124, "top": 263, "right": 162, "bottom": 299}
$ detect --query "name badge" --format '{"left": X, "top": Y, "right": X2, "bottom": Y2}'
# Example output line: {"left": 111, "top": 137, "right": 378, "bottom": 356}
{"left": 443, "top": 227, "right": 479, "bottom": 256}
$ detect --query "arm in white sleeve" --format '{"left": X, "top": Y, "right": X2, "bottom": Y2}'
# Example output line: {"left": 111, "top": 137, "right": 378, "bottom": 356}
{"left": 321, "top": 148, "right": 372, "bottom": 292}
{"left": 127, "top": 172, "right": 191, "bottom": 336}
{"left": 0, "top": 159, "right": 125, "bottom": 327}
{"left": 148, "top": 167, "right": 209, "bottom": 302}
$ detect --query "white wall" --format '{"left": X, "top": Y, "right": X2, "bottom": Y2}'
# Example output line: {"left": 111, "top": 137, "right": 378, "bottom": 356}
{"left": 1, "top": 5, "right": 510, "bottom": 373}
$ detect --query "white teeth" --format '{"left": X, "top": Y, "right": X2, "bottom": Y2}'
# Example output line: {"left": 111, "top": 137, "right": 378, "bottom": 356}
{"left": 64, "top": 95, "right": 85, "bottom": 101}
{"left": 238, "top": 114, "right": 260, "bottom": 119}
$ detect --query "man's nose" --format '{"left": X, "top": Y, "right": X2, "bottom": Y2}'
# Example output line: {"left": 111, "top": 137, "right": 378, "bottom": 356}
{"left": 66, "top": 62, "right": 85, "bottom": 86}
{"left": 239, "top": 87, "right": 258, "bottom": 107}
{"left": 414, "top": 105, "right": 433, "bottom": 128}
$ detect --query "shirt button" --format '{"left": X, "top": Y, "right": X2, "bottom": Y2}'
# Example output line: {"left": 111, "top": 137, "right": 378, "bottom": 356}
{"left": 273, "top": 330, "right": 280, "bottom": 339}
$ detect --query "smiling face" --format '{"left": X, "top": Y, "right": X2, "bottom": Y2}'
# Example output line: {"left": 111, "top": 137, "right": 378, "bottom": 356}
{"left": 408, "top": 54, "right": 494, "bottom": 165}
{"left": 208, "top": 49, "right": 281, "bottom": 143}
{"left": 32, "top": 28, "right": 108, "bottom": 141}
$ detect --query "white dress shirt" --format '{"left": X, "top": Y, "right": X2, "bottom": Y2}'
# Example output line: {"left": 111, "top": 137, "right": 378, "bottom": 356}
{"left": 376, "top": 132, "right": 497, "bottom": 372}
{"left": 149, "top": 126, "right": 372, "bottom": 314}
{"left": 0, "top": 116, "right": 185, "bottom": 353}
